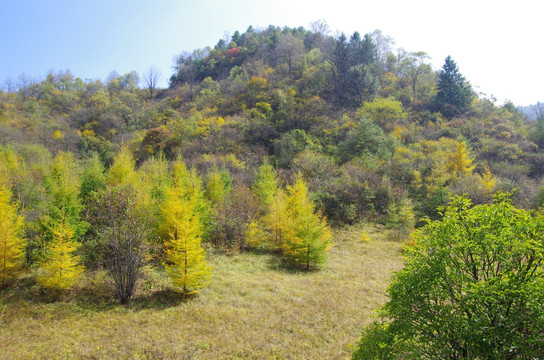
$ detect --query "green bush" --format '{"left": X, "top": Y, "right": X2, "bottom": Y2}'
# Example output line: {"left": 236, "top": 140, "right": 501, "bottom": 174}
{"left": 353, "top": 194, "right": 544, "bottom": 359}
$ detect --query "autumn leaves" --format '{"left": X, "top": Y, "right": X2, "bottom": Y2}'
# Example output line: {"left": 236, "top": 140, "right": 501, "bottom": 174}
{"left": 0, "top": 152, "right": 331, "bottom": 300}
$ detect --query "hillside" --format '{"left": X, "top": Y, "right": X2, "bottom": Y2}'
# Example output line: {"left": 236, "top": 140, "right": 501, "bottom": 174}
{"left": 1, "top": 24, "right": 544, "bottom": 358}
{"left": 1, "top": 25, "right": 542, "bottom": 224}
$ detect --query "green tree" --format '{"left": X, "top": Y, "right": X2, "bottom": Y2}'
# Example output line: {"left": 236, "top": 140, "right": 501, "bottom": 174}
{"left": 435, "top": 56, "right": 474, "bottom": 118}
{"left": 79, "top": 153, "right": 106, "bottom": 203}
{"left": 353, "top": 194, "right": 544, "bottom": 359}
{"left": 0, "top": 184, "right": 25, "bottom": 287}
{"left": 252, "top": 159, "right": 278, "bottom": 211}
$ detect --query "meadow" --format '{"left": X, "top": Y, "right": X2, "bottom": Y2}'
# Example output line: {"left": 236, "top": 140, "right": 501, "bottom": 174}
{"left": 0, "top": 225, "right": 403, "bottom": 359}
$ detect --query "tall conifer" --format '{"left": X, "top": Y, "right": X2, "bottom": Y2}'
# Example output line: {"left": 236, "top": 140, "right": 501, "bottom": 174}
{"left": 0, "top": 184, "right": 25, "bottom": 286}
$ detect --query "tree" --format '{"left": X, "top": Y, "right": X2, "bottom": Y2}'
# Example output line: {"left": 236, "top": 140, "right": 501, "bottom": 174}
{"left": 41, "top": 152, "right": 87, "bottom": 243}
{"left": 446, "top": 140, "right": 476, "bottom": 178}
{"left": 252, "top": 159, "right": 278, "bottom": 211}
{"left": 0, "top": 184, "right": 25, "bottom": 287}
{"left": 435, "top": 56, "right": 474, "bottom": 118}
{"left": 282, "top": 175, "right": 331, "bottom": 270}
{"left": 160, "top": 173, "right": 211, "bottom": 294}
{"left": 95, "top": 187, "right": 151, "bottom": 304}
{"left": 143, "top": 65, "right": 161, "bottom": 98}
{"left": 353, "top": 194, "right": 544, "bottom": 359}
{"left": 37, "top": 216, "right": 84, "bottom": 290}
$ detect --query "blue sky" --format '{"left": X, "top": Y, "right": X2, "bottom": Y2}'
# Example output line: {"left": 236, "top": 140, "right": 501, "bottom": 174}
{"left": 1, "top": 0, "right": 542, "bottom": 105}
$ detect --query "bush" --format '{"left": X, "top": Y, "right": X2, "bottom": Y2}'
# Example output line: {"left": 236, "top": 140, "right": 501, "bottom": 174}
{"left": 353, "top": 194, "right": 544, "bottom": 359}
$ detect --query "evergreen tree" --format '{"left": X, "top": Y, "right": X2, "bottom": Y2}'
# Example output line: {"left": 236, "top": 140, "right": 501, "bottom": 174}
{"left": 435, "top": 56, "right": 474, "bottom": 118}
{"left": 37, "top": 215, "right": 84, "bottom": 290}
{"left": 282, "top": 175, "right": 331, "bottom": 270}
{"left": 0, "top": 184, "right": 25, "bottom": 287}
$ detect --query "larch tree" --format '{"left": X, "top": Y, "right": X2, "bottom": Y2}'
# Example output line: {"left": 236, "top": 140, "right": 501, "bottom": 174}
{"left": 447, "top": 140, "right": 476, "bottom": 178}
{"left": 37, "top": 216, "right": 84, "bottom": 290}
{"left": 0, "top": 184, "right": 25, "bottom": 287}
{"left": 252, "top": 159, "right": 278, "bottom": 211}
{"left": 282, "top": 175, "right": 331, "bottom": 270}
{"left": 41, "top": 152, "right": 87, "bottom": 245}
{"left": 160, "top": 160, "right": 211, "bottom": 294}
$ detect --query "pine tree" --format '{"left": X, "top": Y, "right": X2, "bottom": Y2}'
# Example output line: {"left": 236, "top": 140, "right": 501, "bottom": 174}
{"left": 37, "top": 215, "right": 84, "bottom": 290}
{"left": 0, "top": 184, "right": 25, "bottom": 287}
{"left": 282, "top": 176, "right": 331, "bottom": 270}
{"left": 160, "top": 173, "right": 211, "bottom": 294}
{"left": 435, "top": 56, "right": 474, "bottom": 118}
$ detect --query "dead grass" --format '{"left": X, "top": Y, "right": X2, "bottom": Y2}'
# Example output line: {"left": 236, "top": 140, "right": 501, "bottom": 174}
{"left": 0, "top": 224, "right": 404, "bottom": 359}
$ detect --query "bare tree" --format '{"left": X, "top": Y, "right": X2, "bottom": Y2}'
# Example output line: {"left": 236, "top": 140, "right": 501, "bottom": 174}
{"left": 143, "top": 65, "right": 161, "bottom": 98}
{"left": 310, "top": 19, "right": 330, "bottom": 35}
{"left": 92, "top": 187, "right": 151, "bottom": 304}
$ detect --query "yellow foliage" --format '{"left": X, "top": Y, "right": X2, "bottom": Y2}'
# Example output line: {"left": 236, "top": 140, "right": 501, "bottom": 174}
{"left": 37, "top": 218, "right": 84, "bottom": 290}
{"left": 160, "top": 181, "right": 211, "bottom": 294}
{"left": 282, "top": 176, "right": 332, "bottom": 270}
{"left": 360, "top": 231, "right": 371, "bottom": 243}
{"left": 245, "top": 220, "right": 269, "bottom": 249}
{"left": 447, "top": 141, "right": 476, "bottom": 177}
{"left": 480, "top": 164, "right": 496, "bottom": 192}
{"left": 107, "top": 147, "right": 139, "bottom": 188}
{"left": 0, "top": 185, "right": 25, "bottom": 286}
{"left": 392, "top": 125, "right": 408, "bottom": 140}
{"left": 52, "top": 129, "right": 64, "bottom": 140}
{"left": 81, "top": 129, "right": 96, "bottom": 137}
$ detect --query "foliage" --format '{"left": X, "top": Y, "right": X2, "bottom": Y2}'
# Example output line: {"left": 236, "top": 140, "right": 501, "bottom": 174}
{"left": 160, "top": 171, "right": 211, "bottom": 294}
{"left": 37, "top": 216, "right": 84, "bottom": 290}
{"left": 435, "top": 56, "right": 474, "bottom": 118}
{"left": 41, "top": 152, "right": 88, "bottom": 243}
{"left": 282, "top": 175, "right": 332, "bottom": 270}
{"left": 353, "top": 194, "right": 544, "bottom": 359}
{"left": 0, "top": 184, "right": 25, "bottom": 286}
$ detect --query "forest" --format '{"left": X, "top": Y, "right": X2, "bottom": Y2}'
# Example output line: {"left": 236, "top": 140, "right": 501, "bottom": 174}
{"left": 1, "top": 24, "right": 544, "bottom": 358}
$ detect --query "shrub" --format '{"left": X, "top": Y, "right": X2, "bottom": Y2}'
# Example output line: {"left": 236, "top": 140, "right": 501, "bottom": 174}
{"left": 353, "top": 194, "right": 544, "bottom": 359}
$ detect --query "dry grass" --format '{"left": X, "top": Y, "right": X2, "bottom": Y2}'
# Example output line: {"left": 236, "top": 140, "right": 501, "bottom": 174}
{"left": 0, "top": 224, "right": 404, "bottom": 359}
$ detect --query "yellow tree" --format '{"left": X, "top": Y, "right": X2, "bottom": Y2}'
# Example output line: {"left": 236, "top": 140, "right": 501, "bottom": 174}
{"left": 282, "top": 175, "right": 331, "bottom": 270}
{"left": 107, "top": 146, "right": 140, "bottom": 188}
{"left": 0, "top": 184, "right": 25, "bottom": 287}
{"left": 447, "top": 140, "right": 476, "bottom": 178}
{"left": 37, "top": 216, "right": 84, "bottom": 290}
{"left": 160, "top": 163, "right": 211, "bottom": 294}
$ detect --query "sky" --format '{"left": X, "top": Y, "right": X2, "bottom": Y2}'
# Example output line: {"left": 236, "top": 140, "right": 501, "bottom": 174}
{"left": 0, "top": 0, "right": 542, "bottom": 106}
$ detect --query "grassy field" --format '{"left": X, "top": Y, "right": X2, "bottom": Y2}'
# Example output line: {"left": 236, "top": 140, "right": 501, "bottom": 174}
{"left": 0, "top": 225, "right": 404, "bottom": 359}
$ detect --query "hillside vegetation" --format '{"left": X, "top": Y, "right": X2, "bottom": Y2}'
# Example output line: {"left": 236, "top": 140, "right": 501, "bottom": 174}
{"left": 1, "top": 23, "right": 544, "bottom": 358}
